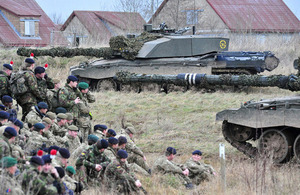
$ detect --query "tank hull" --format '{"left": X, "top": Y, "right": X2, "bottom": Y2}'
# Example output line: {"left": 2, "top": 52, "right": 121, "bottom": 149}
{"left": 216, "top": 96, "right": 300, "bottom": 164}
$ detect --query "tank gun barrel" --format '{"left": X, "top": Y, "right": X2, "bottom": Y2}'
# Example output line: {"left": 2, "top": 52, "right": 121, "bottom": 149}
{"left": 114, "top": 72, "right": 300, "bottom": 91}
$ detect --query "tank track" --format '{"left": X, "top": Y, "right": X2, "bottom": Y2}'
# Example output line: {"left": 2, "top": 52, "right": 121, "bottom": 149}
{"left": 222, "top": 121, "right": 258, "bottom": 158}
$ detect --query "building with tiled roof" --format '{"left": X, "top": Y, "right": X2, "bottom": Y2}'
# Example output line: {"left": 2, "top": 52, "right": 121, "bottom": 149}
{"left": 61, "top": 11, "right": 146, "bottom": 47}
{"left": 149, "top": 0, "right": 300, "bottom": 34}
{"left": 0, "top": 0, "right": 67, "bottom": 47}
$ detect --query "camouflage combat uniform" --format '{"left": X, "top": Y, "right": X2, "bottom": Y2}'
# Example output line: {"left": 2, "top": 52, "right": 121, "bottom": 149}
{"left": 14, "top": 68, "right": 45, "bottom": 120}
{"left": 24, "top": 106, "right": 45, "bottom": 125}
{"left": 0, "top": 70, "right": 11, "bottom": 98}
{"left": 23, "top": 131, "right": 52, "bottom": 155}
{"left": 38, "top": 172, "right": 58, "bottom": 195}
{"left": 77, "top": 91, "right": 95, "bottom": 143}
{"left": 18, "top": 166, "right": 49, "bottom": 194}
{"left": 153, "top": 155, "right": 192, "bottom": 185}
{"left": 75, "top": 145, "right": 111, "bottom": 186}
{"left": 61, "top": 134, "right": 81, "bottom": 154}
{"left": 36, "top": 75, "right": 54, "bottom": 103}
{"left": 185, "top": 157, "right": 215, "bottom": 185}
{"left": 105, "top": 158, "right": 140, "bottom": 194}
{"left": 0, "top": 170, "right": 24, "bottom": 195}
{"left": 94, "top": 130, "right": 105, "bottom": 139}
{"left": 0, "top": 135, "right": 12, "bottom": 158}
{"left": 57, "top": 83, "right": 81, "bottom": 119}
{"left": 51, "top": 122, "right": 67, "bottom": 137}
{"left": 118, "top": 132, "right": 151, "bottom": 174}
{"left": 11, "top": 142, "right": 26, "bottom": 164}
{"left": 103, "top": 146, "right": 118, "bottom": 161}
{"left": 52, "top": 158, "right": 77, "bottom": 192}
{"left": 47, "top": 88, "right": 60, "bottom": 112}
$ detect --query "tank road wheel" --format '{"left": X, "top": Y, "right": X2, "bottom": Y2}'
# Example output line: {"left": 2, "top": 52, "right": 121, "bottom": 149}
{"left": 258, "top": 129, "right": 293, "bottom": 163}
{"left": 141, "top": 83, "right": 161, "bottom": 93}
{"left": 229, "top": 124, "right": 254, "bottom": 142}
{"left": 165, "top": 84, "right": 188, "bottom": 93}
{"left": 95, "top": 79, "right": 117, "bottom": 92}
{"left": 293, "top": 135, "right": 300, "bottom": 163}
{"left": 120, "top": 83, "right": 141, "bottom": 93}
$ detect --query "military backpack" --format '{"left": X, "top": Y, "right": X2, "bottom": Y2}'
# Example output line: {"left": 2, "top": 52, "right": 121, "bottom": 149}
{"left": 10, "top": 71, "right": 30, "bottom": 95}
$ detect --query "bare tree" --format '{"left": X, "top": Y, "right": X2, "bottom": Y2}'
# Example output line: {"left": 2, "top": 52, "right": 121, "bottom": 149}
{"left": 114, "top": 0, "right": 164, "bottom": 22}
{"left": 50, "top": 12, "right": 64, "bottom": 25}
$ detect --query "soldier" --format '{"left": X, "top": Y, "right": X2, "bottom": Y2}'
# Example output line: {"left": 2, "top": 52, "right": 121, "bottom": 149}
{"left": 106, "top": 129, "right": 117, "bottom": 139}
{"left": 25, "top": 102, "right": 48, "bottom": 125}
{"left": 0, "top": 127, "right": 17, "bottom": 158}
{"left": 47, "top": 78, "right": 61, "bottom": 112}
{"left": 1, "top": 95, "right": 17, "bottom": 121}
{"left": 40, "top": 154, "right": 59, "bottom": 194}
{"left": 65, "top": 113, "right": 74, "bottom": 126}
{"left": 104, "top": 137, "right": 119, "bottom": 161}
{"left": 54, "top": 166, "right": 76, "bottom": 194}
{"left": 153, "top": 147, "right": 194, "bottom": 189}
{"left": 57, "top": 75, "right": 81, "bottom": 119}
{"left": 52, "top": 148, "right": 81, "bottom": 193}
{"left": 41, "top": 117, "right": 64, "bottom": 147}
{"left": 71, "top": 134, "right": 99, "bottom": 158}
{"left": 94, "top": 124, "right": 108, "bottom": 139}
{"left": 77, "top": 82, "right": 95, "bottom": 143}
{"left": 52, "top": 113, "right": 68, "bottom": 137}
{"left": 10, "top": 120, "right": 27, "bottom": 163}
{"left": 23, "top": 123, "right": 52, "bottom": 155}
{"left": 46, "top": 111, "right": 59, "bottom": 134}
{"left": 0, "top": 156, "right": 24, "bottom": 195}
{"left": 185, "top": 150, "right": 216, "bottom": 185}
{"left": 61, "top": 125, "right": 81, "bottom": 154}
{"left": 75, "top": 139, "right": 111, "bottom": 186}
{"left": 118, "top": 125, "right": 151, "bottom": 175}
{"left": 105, "top": 149, "right": 143, "bottom": 194}
{"left": 34, "top": 66, "right": 54, "bottom": 103}
{"left": 0, "top": 63, "right": 13, "bottom": 98}
{"left": 19, "top": 156, "right": 49, "bottom": 194}
{"left": 13, "top": 58, "right": 45, "bottom": 121}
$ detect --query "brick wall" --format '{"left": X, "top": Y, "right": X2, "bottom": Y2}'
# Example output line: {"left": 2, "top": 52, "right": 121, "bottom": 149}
{"left": 1, "top": 9, "right": 20, "bottom": 32}
{"left": 1, "top": 9, "right": 40, "bottom": 37}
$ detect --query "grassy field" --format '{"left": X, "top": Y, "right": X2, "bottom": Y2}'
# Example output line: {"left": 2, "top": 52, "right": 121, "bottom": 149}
{"left": 82, "top": 88, "right": 300, "bottom": 195}
{"left": 1, "top": 33, "right": 300, "bottom": 194}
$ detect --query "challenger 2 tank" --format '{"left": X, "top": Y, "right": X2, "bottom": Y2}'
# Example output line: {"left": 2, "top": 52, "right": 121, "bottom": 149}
{"left": 68, "top": 37, "right": 279, "bottom": 91}
{"left": 17, "top": 24, "right": 279, "bottom": 92}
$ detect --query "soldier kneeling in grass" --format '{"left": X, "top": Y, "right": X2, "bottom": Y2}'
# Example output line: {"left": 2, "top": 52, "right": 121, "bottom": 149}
{"left": 184, "top": 150, "right": 216, "bottom": 185}
{"left": 104, "top": 149, "right": 145, "bottom": 194}
{"left": 152, "top": 147, "right": 194, "bottom": 189}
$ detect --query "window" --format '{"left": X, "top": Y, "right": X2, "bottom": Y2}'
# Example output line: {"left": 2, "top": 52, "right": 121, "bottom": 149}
{"left": 186, "top": 10, "right": 198, "bottom": 25}
{"left": 24, "top": 21, "right": 35, "bottom": 36}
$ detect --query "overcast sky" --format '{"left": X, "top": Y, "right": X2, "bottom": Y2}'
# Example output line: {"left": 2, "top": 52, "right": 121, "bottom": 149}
{"left": 35, "top": 0, "right": 300, "bottom": 23}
